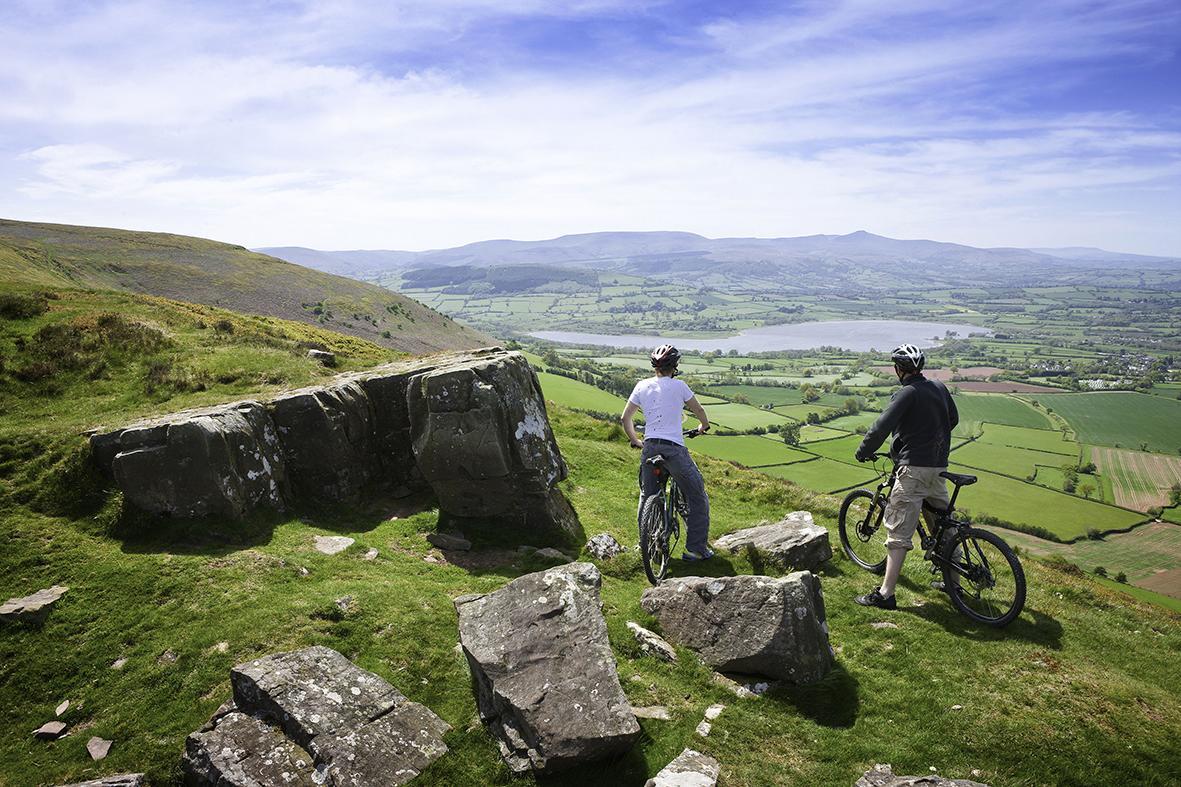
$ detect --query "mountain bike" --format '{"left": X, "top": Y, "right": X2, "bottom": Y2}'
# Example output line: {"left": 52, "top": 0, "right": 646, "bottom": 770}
{"left": 637, "top": 429, "right": 703, "bottom": 585}
{"left": 839, "top": 453, "right": 1026, "bottom": 627}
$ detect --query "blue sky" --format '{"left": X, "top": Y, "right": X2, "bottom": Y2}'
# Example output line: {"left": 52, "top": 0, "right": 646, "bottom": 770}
{"left": 1, "top": 0, "right": 1178, "bottom": 254}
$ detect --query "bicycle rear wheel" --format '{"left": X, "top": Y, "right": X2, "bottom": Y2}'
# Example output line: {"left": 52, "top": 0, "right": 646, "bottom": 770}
{"left": 838, "top": 489, "right": 887, "bottom": 574}
{"left": 941, "top": 526, "right": 1026, "bottom": 627}
{"left": 639, "top": 494, "right": 670, "bottom": 585}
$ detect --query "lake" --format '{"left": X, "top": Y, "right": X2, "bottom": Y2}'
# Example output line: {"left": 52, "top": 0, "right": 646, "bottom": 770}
{"left": 530, "top": 320, "right": 990, "bottom": 353}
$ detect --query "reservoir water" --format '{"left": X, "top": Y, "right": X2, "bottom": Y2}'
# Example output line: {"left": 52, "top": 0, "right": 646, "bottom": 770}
{"left": 530, "top": 320, "right": 989, "bottom": 353}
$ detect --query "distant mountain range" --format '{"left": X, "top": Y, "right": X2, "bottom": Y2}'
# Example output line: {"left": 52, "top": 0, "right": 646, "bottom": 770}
{"left": 258, "top": 231, "right": 1180, "bottom": 279}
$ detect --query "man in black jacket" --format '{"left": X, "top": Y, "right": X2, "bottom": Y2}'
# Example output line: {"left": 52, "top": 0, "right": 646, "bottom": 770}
{"left": 853, "top": 344, "right": 959, "bottom": 610}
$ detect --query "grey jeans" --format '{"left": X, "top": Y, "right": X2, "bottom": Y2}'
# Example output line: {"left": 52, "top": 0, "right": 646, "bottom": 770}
{"left": 639, "top": 440, "right": 711, "bottom": 553}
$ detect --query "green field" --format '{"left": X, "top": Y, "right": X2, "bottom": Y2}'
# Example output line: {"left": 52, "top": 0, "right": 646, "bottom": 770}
{"left": 536, "top": 372, "right": 629, "bottom": 413}
{"left": 799, "top": 425, "right": 848, "bottom": 443}
{"left": 690, "top": 434, "right": 814, "bottom": 467}
{"left": 773, "top": 404, "right": 837, "bottom": 421}
{"left": 760, "top": 457, "right": 879, "bottom": 493}
{"left": 949, "top": 465, "right": 1143, "bottom": 540}
{"left": 822, "top": 411, "right": 880, "bottom": 432}
{"left": 803, "top": 434, "right": 864, "bottom": 464}
{"left": 701, "top": 403, "right": 793, "bottom": 431}
{"left": 951, "top": 440, "right": 1078, "bottom": 481}
{"left": 1027, "top": 392, "right": 1181, "bottom": 454}
{"left": 952, "top": 393, "right": 1052, "bottom": 436}
{"left": 976, "top": 423, "right": 1078, "bottom": 456}
{"left": 1093, "top": 576, "right": 1181, "bottom": 613}
{"left": 703, "top": 384, "right": 800, "bottom": 407}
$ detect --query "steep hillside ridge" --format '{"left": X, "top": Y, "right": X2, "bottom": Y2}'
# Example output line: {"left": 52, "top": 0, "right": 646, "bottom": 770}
{"left": 0, "top": 219, "right": 490, "bottom": 354}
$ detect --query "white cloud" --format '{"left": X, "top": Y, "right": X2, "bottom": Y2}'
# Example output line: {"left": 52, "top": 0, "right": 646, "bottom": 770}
{"left": 0, "top": 0, "right": 1177, "bottom": 254}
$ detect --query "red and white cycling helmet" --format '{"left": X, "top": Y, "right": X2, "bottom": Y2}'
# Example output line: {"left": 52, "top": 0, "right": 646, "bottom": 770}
{"left": 650, "top": 344, "right": 682, "bottom": 369}
{"left": 890, "top": 343, "right": 926, "bottom": 373}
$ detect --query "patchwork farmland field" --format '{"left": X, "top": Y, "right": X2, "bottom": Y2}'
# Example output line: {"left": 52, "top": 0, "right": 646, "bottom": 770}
{"left": 760, "top": 458, "right": 879, "bottom": 493}
{"left": 949, "top": 464, "right": 1143, "bottom": 540}
{"left": 702, "top": 403, "right": 793, "bottom": 431}
{"left": 977, "top": 423, "right": 1078, "bottom": 456}
{"left": 952, "top": 393, "right": 1053, "bottom": 436}
{"left": 1092, "top": 447, "right": 1181, "bottom": 511}
{"left": 691, "top": 434, "right": 813, "bottom": 467}
{"left": 1026, "top": 392, "right": 1181, "bottom": 454}
{"left": 952, "top": 440, "right": 1077, "bottom": 481}
{"left": 773, "top": 403, "right": 838, "bottom": 421}
{"left": 536, "top": 371, "right": 628, "bottom": 412}
{"left": 704, "top": 384, "right": 800, "bottom": 407}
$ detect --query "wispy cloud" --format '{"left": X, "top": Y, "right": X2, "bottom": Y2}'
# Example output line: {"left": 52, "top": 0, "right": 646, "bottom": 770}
{"left": 0, "top": 0, "right": 1177, "bottom": 254}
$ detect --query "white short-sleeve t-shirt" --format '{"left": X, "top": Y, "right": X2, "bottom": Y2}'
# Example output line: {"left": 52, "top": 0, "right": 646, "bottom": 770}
{"left": 628, "top": 376, "right": 694, "bottom": 445}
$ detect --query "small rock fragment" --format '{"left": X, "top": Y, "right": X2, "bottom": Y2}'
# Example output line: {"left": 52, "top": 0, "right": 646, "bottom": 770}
{"left": 157, "top": 649, "right": 178, "bottom": 664}
{"left": 56, "top": 700, "right": 70, "bottom": 717}
{"left": 645, "top": 748, "right": 720, "bottom": 787}
{"left": 424, "top": 554, "right": 441, "bottom": 564}
{"left": 951, "top": 704, "right": 964, "bottom": 711}
{"left": 856, "top": 763, "right": 991, "bottom": 786}
{"left": 427, "top": 532, "right": 471, "bottom": 551}
{"left": 871, "top": 621, "right": 900, "bottom": 630}
{"left": 363, "top": 548, "right": 379, "bottom": 561}
{"left": 33, "top": 721, "right": 67, "bottom": 740}
{"left": 632, "top": 706, "right": 672, "bottom": 720}
{"left": 87, "top": 736, "right": 113, "bottom": 761}
{"left": 215, "top": 641, "right": 229, "bottom": 653}
{"left": 110, "top": 657, "right": 128, "bottom": 670}
{"left": 712, "top": 672, "right": 756, "bottom": 699}
{"left": 627, "top": 621, "right": 677, "bottom": 662}
{"left": 695, "top": 720, "right": 711, "bottom": 737}
{"left": 306, "top": 349, "right": 336, "bottom": 367}
{"left": 585, "top": 533, "right": 626, "bottom": 560}
{"left": 703, "top": 703, "right": 725, "bottom": 720}
{"left": 56, "top": 775, "right": 146, "bottom": 786}
{"left": 534, "top": 547, "right": 571, "bottom": 562}
{"left": 1, "top": 585, "right": 69, "bottom": 624}
{"left": 313, "top": 535, "right": 354, "bottom": 555}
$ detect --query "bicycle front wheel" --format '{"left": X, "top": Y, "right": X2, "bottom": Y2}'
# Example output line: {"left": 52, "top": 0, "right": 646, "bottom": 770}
{"left": 941, "top": 527, "right": 1026, "bottom": 627}
{"left": 838, "top": 489, "right": 888, "bottom": 574}
{"left": 639, "top": 494, "right": 670, "bottom": 585}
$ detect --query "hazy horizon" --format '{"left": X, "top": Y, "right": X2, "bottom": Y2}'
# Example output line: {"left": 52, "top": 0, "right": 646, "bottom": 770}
{"left": 2, "top": 1, "right": 1179, "bottom": 256}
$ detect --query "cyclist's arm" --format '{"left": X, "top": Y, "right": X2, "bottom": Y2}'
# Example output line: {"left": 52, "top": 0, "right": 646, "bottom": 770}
{"left": 947, "top": 388, "right": 959, "bottom": 430}
{"left": 684, "top": 396, "right": 711, "bottom": 433}
{"left": 858, "top": 387, "right": 911, "bottom": 457}
{"left": 621, "top": 401, "right": 643, "bottom": 448}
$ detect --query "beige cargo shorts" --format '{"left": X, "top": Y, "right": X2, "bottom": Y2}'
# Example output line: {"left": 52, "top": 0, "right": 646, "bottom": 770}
{"left": 883, "top": 465, "right": 952, "bottom": 551}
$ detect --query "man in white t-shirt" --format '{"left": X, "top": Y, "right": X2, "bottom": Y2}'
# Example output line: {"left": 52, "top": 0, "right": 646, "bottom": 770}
{"left": 620, "top": 344, "right": 715, "bottom": 560}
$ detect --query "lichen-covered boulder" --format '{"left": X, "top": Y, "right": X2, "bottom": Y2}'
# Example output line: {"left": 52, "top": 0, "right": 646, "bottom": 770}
{"left": 408, "top": 350, "right": 578, "bottom": 542}
{"left": 454, "top": 562, "right": 640, "bottom": 774}
{"left": 90, "top": 401, "right": 288, "bottom": 519}
{"left": 640, "top": 572, "right": 833, "bottom": 683}
{"left": 184, "top": 646, "right": 450, "bottom": 787}
{"left": 268, "top": 381, "right": 380, "bottom": 503}
{"left": 857, "top": 764, "right": 990, "bottom": 786}
{"left": 713, "top": 511, "right": 832, "bottom": 572}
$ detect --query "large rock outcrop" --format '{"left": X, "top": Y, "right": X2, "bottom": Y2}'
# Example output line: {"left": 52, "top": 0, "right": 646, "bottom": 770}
{"left": 183, "top": 646, "right": 449, "bottom": 787}
{"left": 90, "top": 349, "right": 578, "bottom": 544}
{"left": 454, "top": 562, "right": 640, "bottom": 774}
{"left": 640, "top": 572, "right": 833, "bottom": 683}
{"left": 713, "top": 511, "right": 832, "bottom": 572}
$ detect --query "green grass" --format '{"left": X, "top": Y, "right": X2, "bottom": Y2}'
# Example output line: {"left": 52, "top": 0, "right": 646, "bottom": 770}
{"left": 1092, "top": 576, "right": 1181, "bottom": 613}
{"left": 690, "top": 435, "right": 815, "bottom": 467}
{"left": 1027, "top": 392, "right": 1181, "bottom": 454}
{"left": 949, "top": 465, "right": 1143, "bottom": 540}
{"left": 803, "top": 435, "right": 864, "bottom": 464}
{"left": 822, "top": 411, "right": 879, "bottom": 432}
{"left": 699, "top": 403, "right": 793, "bottom": 431}
{"left": 799, "top": 425, "right": 848, "bottom": 443}
{"left": 773, "top": 404, "right": 838, "bottom": 422}
{"left": 536, "top": 372, "right": 629, "bottom": 413}
{"left": 703, "top": 384, "right": 799, "bottom": 407}
{"left": 952, "top": 393, "right": 1052, "bottom": 437}
{"left": 976, "top": 423, "right": 1078, "bottom": 456}
{"left": 759, "top": 457, "right": 879, "bottom": 493}
{"left": 951, "top": 441, "right": 1079, "bottom": 482}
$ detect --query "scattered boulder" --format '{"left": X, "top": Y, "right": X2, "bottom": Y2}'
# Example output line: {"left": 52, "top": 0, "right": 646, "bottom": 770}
{"left": 184, "top": 646, "right": 450, "bottom": 787}
{"left": 534, "top": 547, "right": 572, "bottom": 562}
{"left": 33, "top": 721, "right": 67, "bottom": 740}
{"left": 57, "top": 776, "right": 145, "bottom": 787}
{"left": 56, "top": 700, "right": 70, "bottom": 716}
{"left": 1, "top": 585, "right": 69, "bottom": 624}
{"left": 307, "top": 349, "right": 336, "bottom": 367}
{"left": 87, "top": 736, "right": 113, "bottom": 761}
{"left": 856, "top": 764, "right": 990, "bottom": 786}
{"left": 712, "top": 511, "right": 832, "bottom": 571}
{"left": 640, "top": 572, "right": 832, "bottom": 683}
{"left": 633, "top": 706, "right": 672, "bottom": 721}
{"left": 627, "top": 621, "right": 677, "bottom": 662}
{"left": 91, "top": 402, "right": 288, "bottom": 519}
{"left": 363, "top": 548, "right": 379, "bottom": 561}
{"left": 454, "top": 562, "right": 640, "bottom": 774}
{"left": 646, "top": 748, "right": 721, "bottom": 787}
{"left": 313, "top": 535, "right": 354, "bottom": 555}
{"left": 427, "top": 532, "right": 471, "bottom": 551}
{"left": 585, "top": 533, "right": 626, "bottom": 560}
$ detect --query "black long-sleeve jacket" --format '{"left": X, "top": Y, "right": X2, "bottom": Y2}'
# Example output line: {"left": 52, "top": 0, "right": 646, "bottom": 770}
{"left": 857, "top": 374, "right": 959, "bottom": 467}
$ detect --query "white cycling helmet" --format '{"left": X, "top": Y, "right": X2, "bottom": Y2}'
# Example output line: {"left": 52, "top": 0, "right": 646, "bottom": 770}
{"left": 890, "top": 343, "right": 925, "bottom": 373}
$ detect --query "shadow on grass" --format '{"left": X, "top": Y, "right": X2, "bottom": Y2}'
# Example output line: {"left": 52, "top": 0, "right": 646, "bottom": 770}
{"left": 767, "top": 662, "right": 861, "bottom": 728}
{"left": 537, "top": 744, "right": 652, "bottom": 786}
{"left": 895, "top": 587, "right": 1064, "bottom": 649}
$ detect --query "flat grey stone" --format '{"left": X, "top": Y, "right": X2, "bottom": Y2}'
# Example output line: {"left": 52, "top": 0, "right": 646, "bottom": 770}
{"left": 313, "top": 535, "right": 354, "bottom": 555}
{"left": 307, "top": 349, "right": 336, "bottom": 367}
{"left": 535, "top": 547, "right": 571, "bottom": 561}
{"left": 56, "top": 775, "right": 146, "bottom": 787}
{"left": 871, "top": 621, "right": 900, "bottom": 630}
{"left": 713, "top": 511, "right": 832, "bottom": 571}
{"left": 1, "top": 586, "right": 69, "bottom": 623}
{"left": 87, "top": 736, "right": 113, "bottom": 761}
{"left": 627, "top": 621, "right": 677, "bottom": 662}
{"left": 633, "top": 706, "right": 672, "bottom": 721}
{"left": 427, "top": 532, "right": 471, "bottom": 551}
{"left": 856, "top": 763, "right": 991, "bottom": 786}
{"left": 641, "top": 572, "right": 833, "bottom": 683}
{"left": 33, "top": 721, "right": 67, "bottom": 740}
{"left": 56, "top": 700, "right": 70, "bottom": 716}
{"left": 646, "top": 748, "right": 721, "bottom": 787}
{"left": 455, "top": 562, "right": 640, "bottom": 774}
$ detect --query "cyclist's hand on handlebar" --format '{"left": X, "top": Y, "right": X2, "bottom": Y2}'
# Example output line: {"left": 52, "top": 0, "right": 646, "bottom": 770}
{"left": 855, "top": 449, "right": 873, "bottom": 463}
{"left": 630, "top": 438, "right": 643, "bottom": 449}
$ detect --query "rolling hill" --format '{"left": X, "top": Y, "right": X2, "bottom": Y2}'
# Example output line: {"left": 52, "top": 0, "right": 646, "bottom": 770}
{"left": 0, "top": 219, "right": 490, "bottom": 355}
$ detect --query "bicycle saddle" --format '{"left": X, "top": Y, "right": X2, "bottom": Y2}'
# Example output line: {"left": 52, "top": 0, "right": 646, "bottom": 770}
{"left": 940, "top": 471, "right": 977, "bottom": 486}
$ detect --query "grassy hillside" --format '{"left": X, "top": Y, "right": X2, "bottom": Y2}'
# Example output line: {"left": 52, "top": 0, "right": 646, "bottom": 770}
{"left": 0, "top": 218, "right": 490, "bottom": 355}
{"left": 2, "top": 302, "right": 1181, "bottom": 786}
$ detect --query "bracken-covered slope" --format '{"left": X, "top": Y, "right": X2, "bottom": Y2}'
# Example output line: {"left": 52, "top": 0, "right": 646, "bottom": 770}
{"left": 0, "top": 218, "right": 491, "bottom": 354}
